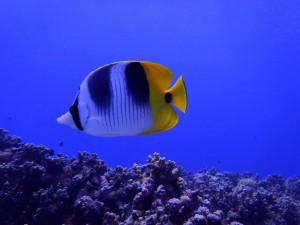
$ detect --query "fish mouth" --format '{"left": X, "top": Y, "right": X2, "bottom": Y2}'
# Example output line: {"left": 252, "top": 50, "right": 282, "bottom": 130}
{"left": 57, "top": 111, "right": 77, "bottom": 129}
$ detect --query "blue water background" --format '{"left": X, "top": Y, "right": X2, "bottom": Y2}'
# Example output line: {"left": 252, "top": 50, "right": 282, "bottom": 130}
{"left": 1, "top": 1, "right": 299, "bottom": 177}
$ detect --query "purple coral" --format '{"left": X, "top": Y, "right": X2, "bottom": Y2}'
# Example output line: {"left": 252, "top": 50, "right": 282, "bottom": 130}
{"left": 0, "top": 129, "right": 299, "bottom": 225}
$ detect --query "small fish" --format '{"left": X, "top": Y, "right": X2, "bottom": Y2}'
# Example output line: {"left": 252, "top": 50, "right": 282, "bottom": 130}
{"left": 58, "top": 140, "right": 64, "bottom": 147}
{"left": 57, "top": 61, "right": 187, "bottom": 137}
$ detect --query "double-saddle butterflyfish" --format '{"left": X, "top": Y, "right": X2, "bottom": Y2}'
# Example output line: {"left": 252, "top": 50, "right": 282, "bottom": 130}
{"left": 57, "top": 61, "right": 187, "bottom": 137}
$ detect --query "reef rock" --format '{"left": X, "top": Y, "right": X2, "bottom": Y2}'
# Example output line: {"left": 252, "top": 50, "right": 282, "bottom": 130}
{"left": 0, "top": 129, "right": 299, "bottom": 225}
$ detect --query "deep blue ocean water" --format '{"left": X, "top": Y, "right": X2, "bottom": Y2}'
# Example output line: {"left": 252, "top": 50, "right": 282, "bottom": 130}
{"left": 1, "top": 1, "right": 299, "bottom": 177}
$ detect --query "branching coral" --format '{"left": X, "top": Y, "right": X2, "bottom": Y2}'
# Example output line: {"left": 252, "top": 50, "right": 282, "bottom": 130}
{"left": 0, "top": 129, "right": 299, "bottom": 225}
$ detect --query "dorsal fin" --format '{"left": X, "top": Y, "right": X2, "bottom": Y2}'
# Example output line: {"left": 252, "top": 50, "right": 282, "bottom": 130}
{"left": 140, "top": 61, "right": 173, "bottom": 90}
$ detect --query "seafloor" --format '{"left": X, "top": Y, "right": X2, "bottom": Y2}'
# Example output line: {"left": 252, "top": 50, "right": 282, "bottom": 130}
{"left": 0, "top": 129, "right": 299, "bottom": 225}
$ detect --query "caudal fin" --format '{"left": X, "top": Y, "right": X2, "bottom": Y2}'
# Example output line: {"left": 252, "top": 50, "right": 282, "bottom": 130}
{"left": 167, "top": 76, "right": 187, "bottom": 113}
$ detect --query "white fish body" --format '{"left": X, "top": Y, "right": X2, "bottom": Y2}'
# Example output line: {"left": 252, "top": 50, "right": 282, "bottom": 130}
{"left": 57, "top": 61, "right": 187, "bottom": 137}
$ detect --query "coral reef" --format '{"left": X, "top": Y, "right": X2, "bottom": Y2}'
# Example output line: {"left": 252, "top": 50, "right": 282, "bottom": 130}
{"left": 0, "top": 128, "right": 299, "bottom": 225}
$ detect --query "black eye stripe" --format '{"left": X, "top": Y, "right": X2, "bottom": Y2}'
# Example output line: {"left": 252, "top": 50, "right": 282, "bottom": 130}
{"left": 69, "top": 95, "right": 84, "bottom": 131}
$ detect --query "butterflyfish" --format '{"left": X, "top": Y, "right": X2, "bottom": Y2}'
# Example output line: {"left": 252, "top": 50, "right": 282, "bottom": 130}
{"left": 57, "top": 61, "right": 187, "bottom": 137}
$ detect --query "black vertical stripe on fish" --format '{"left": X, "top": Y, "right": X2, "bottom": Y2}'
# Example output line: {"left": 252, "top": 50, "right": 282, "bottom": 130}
{"left": 124, "top": 62, "right": 150, "bottom": 105}
{"left": 87, "top": 65, "right": 112, "bottom": 113}
{"left": 69, "top": 95, "right": 84, "bottom": 131}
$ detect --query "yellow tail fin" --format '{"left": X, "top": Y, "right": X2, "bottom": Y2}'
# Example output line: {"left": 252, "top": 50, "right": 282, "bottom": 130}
{"left": 167, "top": 76, "right": 187, "bottom": 113}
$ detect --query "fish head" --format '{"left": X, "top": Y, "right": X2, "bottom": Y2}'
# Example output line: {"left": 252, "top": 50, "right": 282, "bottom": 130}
{"left": 57, "top": 101, "right": 89, "bottom": 131}
{"left": 57, "top": 111, "right": 77, "bottom": 129}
